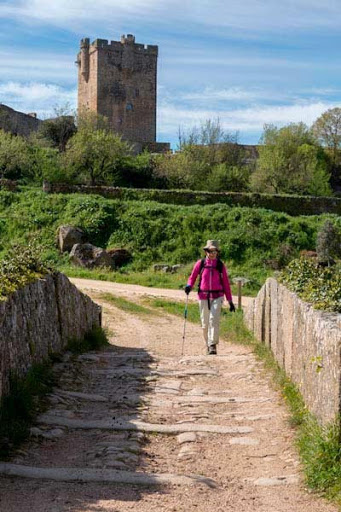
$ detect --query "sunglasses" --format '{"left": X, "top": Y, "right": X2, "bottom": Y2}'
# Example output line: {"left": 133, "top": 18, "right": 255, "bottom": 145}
{"left": 206, "top": 249, "right": 218, "bottom": 253}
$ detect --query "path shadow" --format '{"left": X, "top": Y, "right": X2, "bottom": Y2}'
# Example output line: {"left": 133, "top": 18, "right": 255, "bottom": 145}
{"left": 0, "top": 344, "right": 173, "bottom": 511}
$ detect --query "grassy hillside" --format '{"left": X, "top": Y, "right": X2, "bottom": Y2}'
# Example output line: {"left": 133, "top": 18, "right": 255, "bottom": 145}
{"left": 0, "top": 189, "right": 340, "bottom": 293}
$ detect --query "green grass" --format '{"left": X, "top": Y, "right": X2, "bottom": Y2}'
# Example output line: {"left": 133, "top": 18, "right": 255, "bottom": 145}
{"left": 99, "top": 293, "right": 157, "bottom": 316}
{"left": 298, "top": 418, "right": 341, "bottom": 500}
{"left": 61, "top": 263, "right": 193, "bottom": 290}
{"left": 66, "top": 326, "right": 110, "bottom": 353}
{"left": 62, "top": 263, "right": 263, "bottom": 297}
{"left": 0, "top": 363, "right": 55, "bottom": 458}
{"left": 2, "top": 188, "right": 339, "bottom": 297}
{"left": 146, "top": 298, "right": 254, "bottom": 344}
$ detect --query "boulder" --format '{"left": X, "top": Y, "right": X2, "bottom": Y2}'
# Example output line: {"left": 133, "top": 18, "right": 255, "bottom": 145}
{"left": 153, "top": 264, "right": 171, "bottom": 273}
{"left": 153, "top": 264, "right": 182, "bottom": 273}
{"left": 57, "top": 225, "right": 86, "bottom": 253}
{"left": 106, "top": 248, "right": 132, "bottom": 268}
{"left": 70, "top": 243, "right": 114, "bottom": 269}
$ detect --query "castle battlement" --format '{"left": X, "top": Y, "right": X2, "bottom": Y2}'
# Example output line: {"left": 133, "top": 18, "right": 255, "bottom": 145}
{"left": 79, "top": 35, "right": 158, "bottom": 55}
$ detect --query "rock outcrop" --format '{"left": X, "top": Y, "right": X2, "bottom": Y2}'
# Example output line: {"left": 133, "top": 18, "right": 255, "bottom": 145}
{"left": 57, "top": 225, "right": 86, "bottom": 253}
{"left": 70, "top": 243, "right": 114, "bottom": 269}
{"left": 106, "top": 248, "right": 132, "bottom": 268}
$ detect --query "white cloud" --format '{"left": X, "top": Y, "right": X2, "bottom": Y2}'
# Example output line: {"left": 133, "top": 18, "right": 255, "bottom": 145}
{"left": 157, "top": 100, "right": 341, "bottom": 139}
{"left": 1, "top": 0, "right": 341, "bottom": 33}
{"left": 0, "top": 81, "right": 77, "bottom": 117}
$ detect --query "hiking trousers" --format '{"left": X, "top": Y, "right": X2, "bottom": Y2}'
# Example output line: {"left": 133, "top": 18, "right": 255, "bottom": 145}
{"left": 199, "top": 296, "right": 223, "bottom": 347}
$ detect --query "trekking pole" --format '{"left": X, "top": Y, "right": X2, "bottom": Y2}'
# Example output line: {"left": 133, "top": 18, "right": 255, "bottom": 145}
{"left": 181, "top": 294, "right": 189, "bottom": 356}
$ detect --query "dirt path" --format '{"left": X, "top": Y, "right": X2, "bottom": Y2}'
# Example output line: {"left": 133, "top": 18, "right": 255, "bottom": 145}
{"left": 0, "top": 282, "right": 337, "bottom": 512}
{"left": 68, "top": 277, "right": 253, "bottom": 309}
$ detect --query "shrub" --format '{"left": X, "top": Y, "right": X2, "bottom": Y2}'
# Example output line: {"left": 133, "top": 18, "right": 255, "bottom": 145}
{"left": 0, "top": 240, "right": 52, "bottom": 299}
{"left": 280, "top": 257, "right": 341, "bottom": 312}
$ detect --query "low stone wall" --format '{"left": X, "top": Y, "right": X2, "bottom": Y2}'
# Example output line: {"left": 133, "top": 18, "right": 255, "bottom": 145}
{"left": 0, "top": 272, "right": 101, "bottom": 401}
{"left": 42, "top": 182, "right": 341, "bottom": 216}
{"left": 245, "top": 278, "right": 341, "bottom": 424}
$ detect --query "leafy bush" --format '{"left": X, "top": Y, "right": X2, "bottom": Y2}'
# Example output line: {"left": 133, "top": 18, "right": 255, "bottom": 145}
{"left": 0, "top": 240, "right": 52, "bottom": 299}
{"left": 280, "top": 257, "right": 341, "bottom": 312}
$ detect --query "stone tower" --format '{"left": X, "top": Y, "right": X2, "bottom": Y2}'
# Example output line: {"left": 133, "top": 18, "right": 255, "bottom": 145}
{"left": 77, "top": 35, "right": 158, "bottom": 144}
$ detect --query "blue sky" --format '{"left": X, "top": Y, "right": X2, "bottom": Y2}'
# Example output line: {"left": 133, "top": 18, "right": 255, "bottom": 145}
{"left": 1, "top": 1, "right": 341, "bottom": 148}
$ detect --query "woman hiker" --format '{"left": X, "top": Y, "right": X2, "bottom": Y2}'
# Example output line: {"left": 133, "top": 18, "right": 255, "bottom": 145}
{"left": 184, "top": 240, "right": 235, "bottom": 355}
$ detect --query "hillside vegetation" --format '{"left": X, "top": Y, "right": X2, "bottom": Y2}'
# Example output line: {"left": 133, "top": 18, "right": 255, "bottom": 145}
{"left": 1, "top": 189, "right": 340, "bottom": 292}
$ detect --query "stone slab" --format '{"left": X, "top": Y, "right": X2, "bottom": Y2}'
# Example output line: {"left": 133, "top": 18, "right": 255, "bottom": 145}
{"left": 249, "top": 475, "right": 299, "bottom": 486}
{"left": 156, "top": 396, "right": 271, "bottom": 405}
{"left": 0, "top": 463, "right": 217, "bottom": 488}
{"left": 55, "top": 389, "right": 108, "bottom": 402}
{"left": 177, "top": 432, "right": 197, "bottom": 444}
{"left": 229, "top": 437, "right": 260, "bottom": 446}
{"left": 100, "top": 369, "right": 218, "bottom": 378}
{"left": 38, "top": 414, "right": 253, "bottom": 434}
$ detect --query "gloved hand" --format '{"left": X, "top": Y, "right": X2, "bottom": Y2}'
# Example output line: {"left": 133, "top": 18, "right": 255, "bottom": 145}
{"left": 229, "top": 301, "right": 236, "bottom": 312}
{"left": 184, "top": 285, "right": 192, "bottom": 295}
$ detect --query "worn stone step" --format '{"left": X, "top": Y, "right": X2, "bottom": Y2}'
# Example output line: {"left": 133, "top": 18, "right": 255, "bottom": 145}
{"left": 38, "top": 414, "right": 253, "bottom": 434}
{"left": 151, "top": 396, "right": 271, "bottom": 405}
{"left": 96, "top": 368, "right": 218, "bottom": 378}
{"left": 54, "top": 389, "right": 108, "bottom": 402}
{"left": 0, "top": 463, "right": 217, "bottom": 488}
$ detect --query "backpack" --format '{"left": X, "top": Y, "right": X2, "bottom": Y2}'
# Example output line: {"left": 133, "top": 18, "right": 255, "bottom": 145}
{"left": 197, "top": 258, "right": 224, "bottom": 293}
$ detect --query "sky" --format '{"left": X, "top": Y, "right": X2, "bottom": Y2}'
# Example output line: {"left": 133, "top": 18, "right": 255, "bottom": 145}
{"left": 1, "top": 1, "right": 341, "bottom": 148}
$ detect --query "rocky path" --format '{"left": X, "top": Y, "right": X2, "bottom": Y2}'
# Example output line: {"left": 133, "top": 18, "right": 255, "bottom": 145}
{"left": 0, "top": 282, "right": 337, "bottom": 512}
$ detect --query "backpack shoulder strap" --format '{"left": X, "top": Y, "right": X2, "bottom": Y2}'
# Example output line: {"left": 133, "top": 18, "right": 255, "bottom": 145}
{"left": 217, "top": 258, "right": 223, "bottom": 274}
{"left": 217, "top": 258, "right": 224, "bottom": 287}
{"left": 197, "top": 258, "right": 206, "bottom": 292}
{"left": 199, "top": 258, "right": 205, "bottom": 272}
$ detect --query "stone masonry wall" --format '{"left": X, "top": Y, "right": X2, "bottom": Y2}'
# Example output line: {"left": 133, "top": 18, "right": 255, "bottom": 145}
{"left": 0, "top": 272, "right": 101, "bottom": 401}
{"left": 244, "top": 278, "right": 341, "bottom": 424}
{"left": 0, "top": 104, "right": 42, "bottom": 137}
{"left": 42, "top": 183, "right": 341, "bottom": 216}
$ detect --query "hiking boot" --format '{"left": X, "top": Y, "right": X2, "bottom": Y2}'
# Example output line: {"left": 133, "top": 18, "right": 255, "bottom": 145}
{"left": 208, "top": 345, "right": 217, "bottom": 355}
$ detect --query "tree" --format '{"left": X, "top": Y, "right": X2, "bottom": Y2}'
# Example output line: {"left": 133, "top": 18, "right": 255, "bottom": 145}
{"left": 312, "top": 108, "right": 341, "bottom": 162}
{"left": 38, "top": 105, "right": 77, "bottom": 152}
{"left": 64, "top": 112, "right": 132, "bottom": 185}
{"left": 312, "top": 107, "right": 341, "bottom": 184}
{"left": 0, "top": 129, "right": 32, "bottom": 180}
{"left": 251, "top": 123, "right": 332, "bottom": 196}
{"left": 178, "top": 118, "right": 240, "bottom": 167}
{"left": 172, "top": 118, "right": 251, "bottom": 191}
{"left": 153, "top": 151, "right": 204, "bottom": 189}
{"left": 316, "top": 221, "right": 341, "bottom": 265}
{"left": 206, "top": 163, "right": 251, "bottom": 192}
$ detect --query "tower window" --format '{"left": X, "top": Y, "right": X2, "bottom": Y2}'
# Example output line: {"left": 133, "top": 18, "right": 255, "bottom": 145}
{"left": 126, "top": 103, "right": 133, "bottom": 111}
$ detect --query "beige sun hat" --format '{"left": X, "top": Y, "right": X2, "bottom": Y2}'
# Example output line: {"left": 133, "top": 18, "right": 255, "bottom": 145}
{"left": 203, "top": 240, "right": 220, "bottom": 251}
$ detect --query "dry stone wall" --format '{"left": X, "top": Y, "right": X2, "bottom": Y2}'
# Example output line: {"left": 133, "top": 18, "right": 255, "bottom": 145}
{"left": 0, "top": 272, "right": 101, "bottom": 401}
{"left": 245, "top": 278, "right": 341, "bottom": 424}
{"left": 42, "top": 183, "right": 341, "bottom": 216}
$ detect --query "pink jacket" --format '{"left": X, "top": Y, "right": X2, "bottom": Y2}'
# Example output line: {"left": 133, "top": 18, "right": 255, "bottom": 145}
{"left": 187, "top": 258, "right": 233, "bottom": 302}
